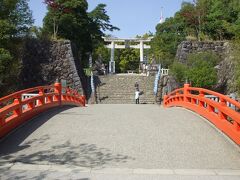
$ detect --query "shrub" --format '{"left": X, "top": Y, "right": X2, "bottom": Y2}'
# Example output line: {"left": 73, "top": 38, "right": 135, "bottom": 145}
{"left": 186, "top": 60, "right": 217, "bottom": 88}
{"left": 0, "top": 48, "right": 19, "bottom": 96}
{"left": 170, "top": 61, "right": 187, "bottom": 83}
{"left": 186, "top": 52, "right": 219, "bottom": 89}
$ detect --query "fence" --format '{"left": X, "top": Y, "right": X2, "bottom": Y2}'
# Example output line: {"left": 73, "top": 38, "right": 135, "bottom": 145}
{"left": 164, "top": 84, "right": 240, "bottom": 145}
{"left": 0, "top": 83, "right": 85, "bottom": 139}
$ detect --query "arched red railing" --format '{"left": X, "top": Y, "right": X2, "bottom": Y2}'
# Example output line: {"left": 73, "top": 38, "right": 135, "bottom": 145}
{"left": 0, "top": 82, "right": 85, "bottom": 138}
{"left": 164, "top": 84, "right": 240, "bottom": 145}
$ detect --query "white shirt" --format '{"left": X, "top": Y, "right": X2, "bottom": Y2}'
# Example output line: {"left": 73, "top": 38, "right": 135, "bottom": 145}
{"left": 135, "top": 91, "right": 140, "bottom": 99}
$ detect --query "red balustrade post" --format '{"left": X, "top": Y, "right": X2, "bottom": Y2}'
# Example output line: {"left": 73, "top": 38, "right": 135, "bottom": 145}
{"left": 199, "top": 91, "right": 205, "bottom": 107}
{"left": 13, "top": 96, "right": 22, "bottom": 116}
{"left": 28, "top": 101, "right": 34, "bottom": 110}
{"left": 176, "top": 92, "right": 180, "bottom": 102}
{"left": 218, "top": 97, "right": 227, "bottom": 120}
{"left": 38, "top": 88, "right": 45, "bottom": 106}
{"left": 54, "top": 82, "right": 62, "bottom": 105}
{"left": 183, "top": 84, "right": 190, "bottom": 102}
{"left": 207, "top": 104, "right": 214, "bottom": 113}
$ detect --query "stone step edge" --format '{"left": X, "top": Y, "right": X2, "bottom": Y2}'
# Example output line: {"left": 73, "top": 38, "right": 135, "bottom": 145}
{"left": 2, "top": 162, "right": 240, "bottom": 176}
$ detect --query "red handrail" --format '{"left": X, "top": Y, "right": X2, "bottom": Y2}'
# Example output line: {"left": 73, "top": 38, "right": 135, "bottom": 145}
{"left": 0, "top": 83, "right": 85, "bottom": 139}
{"left": 164, "top": 84, "right": 240, "bottom": 145}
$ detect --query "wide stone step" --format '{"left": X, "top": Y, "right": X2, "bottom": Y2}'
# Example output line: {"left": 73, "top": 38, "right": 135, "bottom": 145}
{"left": 95, "top": 74, "right": 156, "bottom": 104}
{"left": 96, "top": 99, "right": 156, "bottom": 102}
{"left": 97, "top": 95, "right": 155, "bottom": 98}
{"left": 97, "top": 96, "right": 155, "bottom": 99}
{"left": 96, "top": 92, "right": 155, "bottom": 96}
{"left": 98, "top": 93, "right": 154, "bottom": 96}
{"left": 97, "top": 89, "right": 154, "bottom": 91}
{"left": 97, "top": 101, "right": 156, "bottom": 104}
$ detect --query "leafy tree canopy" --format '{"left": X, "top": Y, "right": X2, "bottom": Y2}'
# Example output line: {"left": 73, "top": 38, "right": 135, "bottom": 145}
{"left": 152, "top": 0, "right": 240, "bottom": 70}
{"left": 43, "top": 0, "right": 119, "bottom": 61}
{"left": 0, "top": 0, "right": 33, "bottom": 96}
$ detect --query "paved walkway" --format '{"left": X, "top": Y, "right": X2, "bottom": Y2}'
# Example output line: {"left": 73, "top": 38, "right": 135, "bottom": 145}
{"left": 0, "top": 105, "right": 240, "bottom": 179}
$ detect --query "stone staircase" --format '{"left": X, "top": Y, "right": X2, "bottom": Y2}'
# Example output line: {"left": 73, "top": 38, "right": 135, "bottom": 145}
{"left": 95, "top": 74, "right": 156, "bottom": 104}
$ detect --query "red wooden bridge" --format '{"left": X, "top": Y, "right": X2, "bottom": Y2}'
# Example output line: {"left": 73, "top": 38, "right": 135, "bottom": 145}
{"left": 0, "top": 83, "right": 240, "bottom": 179}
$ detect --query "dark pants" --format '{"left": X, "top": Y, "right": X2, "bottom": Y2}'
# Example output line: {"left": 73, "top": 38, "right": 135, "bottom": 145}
{"left": 135, "top": 98, "right": 139, "bottom": 104}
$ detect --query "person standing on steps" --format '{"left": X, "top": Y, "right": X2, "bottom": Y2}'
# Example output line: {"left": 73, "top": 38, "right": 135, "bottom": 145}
{"left": 135, "top": 89, "right": 140, "bottom": 104}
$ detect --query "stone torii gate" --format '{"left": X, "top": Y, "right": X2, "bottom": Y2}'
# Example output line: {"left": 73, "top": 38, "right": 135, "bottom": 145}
{"left": 103, "top": 37, "right": 153, "bottom": 73}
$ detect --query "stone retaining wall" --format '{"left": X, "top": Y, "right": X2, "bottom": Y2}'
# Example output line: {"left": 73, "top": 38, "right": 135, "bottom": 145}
{"left": 21, "top": 39, "right": 85, "bottom": 94}
{"left": 176, "top": 41, "right": 228, "bottom": 63}
{"left": 175, "top": 41, "right": 238, "bottom": 95}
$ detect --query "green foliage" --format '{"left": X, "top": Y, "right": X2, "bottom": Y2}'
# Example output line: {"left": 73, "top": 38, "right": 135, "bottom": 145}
{"left": 170, "top": 62, "right": 187, "bottom": 83}
{"left": 12, "top": 0, "right": 34, "bottom": 36}
{"left": 0, "top": 0, "right": 33, "bottom": 44}
{"left": 118, "top": 49, "right": 140, "bottom": 73}
{"left": 0, "top": 20, "right": 15, "bottom": 44}
{"left": 43, "top": 0, "right": 119, "bottom": 66}
{"left": 29, "top": 26, "right": 51, "bottom": 40}
{"left": 0, "top": 48, "right": 19, "bottom": 95}
{"left": 170, "top": 52, "right": 218, "bottom": 89}
{"left": 151, "top": 12, "right": 187, "bottom": 67}
{"left": 186, "top": 60, "right": 217, "bottom": 89}
{"left": 204, "top": 0, "right": 239, "bottom": 40}
{"left": 93, "top": 43, "right": 110, "bottom": 65}
{"left": 43, "top": 0, "right": 90, "bottom": 46}
{"left": 152, "top": 0, "right": 240, "bottom": 69}
{"left": 186, "top": 52, "right": 218, "bottom": 88}
{"left": 186, "top": 51, "right": 219, "bottom": 67}
{"left": 88, "top": 4, "right": 119, "bottom": 32}
{"left": 0, "top": 0, "right": 33, "bottom": 96}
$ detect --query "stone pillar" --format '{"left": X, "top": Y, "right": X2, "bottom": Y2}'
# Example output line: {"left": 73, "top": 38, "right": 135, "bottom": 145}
{"left": 109, "top": 41, "right": 115, "bottom": 73}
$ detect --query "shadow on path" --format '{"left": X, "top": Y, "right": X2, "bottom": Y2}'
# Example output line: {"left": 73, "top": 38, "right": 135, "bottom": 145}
{"left": 1, "top": 166, "right": 90, "bottom": 180}
{"left": 0, "top": 106, "right": 74, "bottom": 155}
{"left": 0, "top": 106, "right": 135, "bottom": 169}
{"left": 1, "top": 140, "right": 134, "bottom": 168}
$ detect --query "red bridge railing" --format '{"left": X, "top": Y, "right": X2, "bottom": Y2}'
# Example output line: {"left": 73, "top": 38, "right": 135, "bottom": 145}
{"left": 0, "top": 82, "right": 85, "bottom": 139}
{"left": 164, "top": 84, "right": 240, "bottom": 145}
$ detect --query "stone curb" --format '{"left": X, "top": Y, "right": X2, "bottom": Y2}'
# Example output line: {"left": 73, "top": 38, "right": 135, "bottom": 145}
{"left": 2, "top": 163, "right": 240, "bottom": 176}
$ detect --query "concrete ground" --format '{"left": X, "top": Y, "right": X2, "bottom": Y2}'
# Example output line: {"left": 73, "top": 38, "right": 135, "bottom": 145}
{"left": 0, "top": 104, "right": 240, "bottom": 179}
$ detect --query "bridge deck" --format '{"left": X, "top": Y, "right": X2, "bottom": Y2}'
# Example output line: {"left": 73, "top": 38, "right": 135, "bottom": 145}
{"left": 1, "top": 105, "right": 240, "bottom": 179}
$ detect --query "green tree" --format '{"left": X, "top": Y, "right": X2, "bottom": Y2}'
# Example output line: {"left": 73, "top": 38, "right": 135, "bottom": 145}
{"left": 93, "top": 43, "right": 110, "bottom": 64}
{"left": 204, "top": 0, "right": 240, "bottom": 40}
{"left": 0, "top": 0, "right": 33, "bottom": 96}
{"left": 152, "top": 11, "right": 186, "bottom": 67}
{"left": 88, "top": 4, "right": 119, "bottom": 32}
{"left": 152, "top": 0, "right": 240, "bottom": 71}
{"left": 12, "top": 0, "right": 34, "bottom": 36}
{"left": 118, "top": 49, "right": 139, "bottom": 73}
{"left": 43, "top": 0, "right": 118, "bottom": 67}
